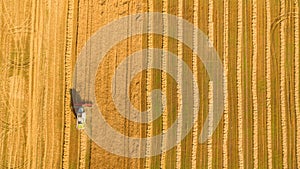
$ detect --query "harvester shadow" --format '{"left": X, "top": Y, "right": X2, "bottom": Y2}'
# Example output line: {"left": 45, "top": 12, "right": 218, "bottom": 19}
{"left": 70, "top": 88, "right": 93, "bottom": 119}
{"left": 70, "top": 89, "right": 82, "bottom": 119}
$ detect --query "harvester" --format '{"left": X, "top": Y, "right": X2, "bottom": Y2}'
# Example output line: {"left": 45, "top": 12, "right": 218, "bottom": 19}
{"left": 73, "top": 103, "right": 92, "bottom": 130}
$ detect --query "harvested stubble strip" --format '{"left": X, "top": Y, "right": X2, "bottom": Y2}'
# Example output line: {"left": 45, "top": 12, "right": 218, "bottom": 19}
{"left": 222, "top": 0, "right": 229, "bottom": 168}
{"left": 280, "top": 0, "right": 288, "bottom": 168}
{"left": 295, "top": 0, "right": 300, "bottom": 168}
{"left": 176, "top": 0, "right": 183, "bottom": 168}
{"left": 237, "top": 0, "right": 244, "bottom": 167}
{"left": 265, "top": 0, "right": 273, "bottom": 168}
{"left": 191, "top": 0, "right": 199, "bottom": 168}
{"left": 251, "top": 0, "right": 258, "bottom": 168}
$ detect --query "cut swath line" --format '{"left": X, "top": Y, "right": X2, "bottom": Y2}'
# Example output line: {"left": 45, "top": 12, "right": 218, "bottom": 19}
{"left": 3, "top": 1, "right": 23, "bottom": 167}
{"left": 208, "top": 0, "right": 213, "bottom": 43}
{"left": 222, "top": 0, "right": 229, "bottom": 168}
{"left": 295, "top": 0, "right": 300, "bottom": 168}
{"left": 0, "top": 159, "right": 29, "bottom": 169}
{"left": 207, "top": 82, "right": 213, "bottom": 169}
{"left": 30, "top": 3, "right": 45, "bottom": 165}
{"left": 10, "top": 3, "right": 23, "bottom": 169}
{"left": 145, "top": 0, "right": 154, "bottom": 168}
{"left": 191, "top": 0, "right": 199, "bottom": 168}
{"left": 251, "top": 0, "right": 258, "bottom": 168}
{"left": 32, "top": 3, "right": 47, "bottom": 166}
{"left": 176, "top": 0, "right": 183, "bottom": 168}
{"left": 79, "top": 0, "right": 89, "bottom": 168}
{"left": 265, "top": 0, "right": 273, "bottom": 168}
{"left": 50, "top": 2, "right": 60, "bottom": 167}
{"left": 41, "top": 3, "right": 50, "bottom": 167}
{"left": 79, "top": 132, "right": 87, "bottom": 169}
{"left": 8, "top": 76, "right": 15, "bottom": 169}
{"left": 207, "top": 1, "right": 213, "bottom": 168}
{"left": 0, "top": 2, "right": 28, "bottom": 168}
{"left": 15, "top": 77, "right": 28, "bottom": 168}
{"left": 160, "top": 0, "right": 168, "bottom": 168}
{"left": 2, "top": 1, "right": 47, "bottom": 168}
{"left": 63, "top": 0, "right": 77, "bottom": 168}
{"left": 0, "top": 81, "right": 7, "bottom": 167}
{"left": 25, "top": 0, "right": 36, "bottom": 167}
{"left": 237, "top": 0, "right": 244, "bottom": 168}
{"left": 8, "top": 47, "right": 18, "bottom": 168}
{"left": 44, "top": 2, "right": 57, "bottom": 168}
{"left": 280, "top": 1, "right": 288, "bottom": 168}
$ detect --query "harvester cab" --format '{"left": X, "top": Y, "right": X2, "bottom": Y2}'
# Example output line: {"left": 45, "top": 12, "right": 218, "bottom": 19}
{"left": 74, "top": 103, "right": 92, "bottom": 130}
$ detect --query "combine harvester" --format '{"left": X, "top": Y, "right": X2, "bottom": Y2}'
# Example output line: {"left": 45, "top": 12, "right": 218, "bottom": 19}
{"left": 73, "top": 103, "right": 92, "bottom": 130}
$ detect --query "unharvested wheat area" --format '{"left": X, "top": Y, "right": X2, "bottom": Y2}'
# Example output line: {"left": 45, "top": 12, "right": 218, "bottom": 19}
{"left": 0, "top": 0, "right": 299, "bottom": 168}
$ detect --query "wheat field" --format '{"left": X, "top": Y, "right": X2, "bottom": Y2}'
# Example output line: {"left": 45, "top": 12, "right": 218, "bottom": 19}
{"left": 0, "top": 0, "right": 299, "bottom": 168}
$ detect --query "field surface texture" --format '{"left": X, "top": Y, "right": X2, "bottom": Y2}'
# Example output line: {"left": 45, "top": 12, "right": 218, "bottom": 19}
{"left": 0, "top": 0, "right": 299, "bottom": 168}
